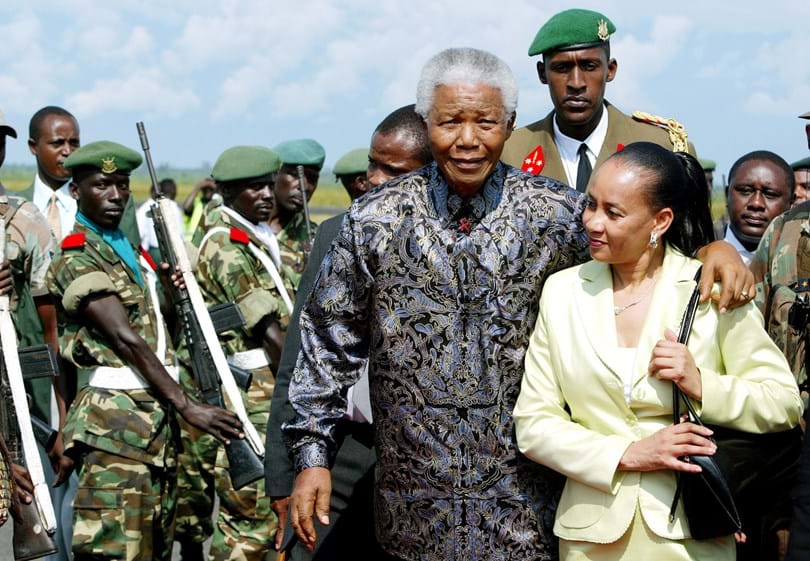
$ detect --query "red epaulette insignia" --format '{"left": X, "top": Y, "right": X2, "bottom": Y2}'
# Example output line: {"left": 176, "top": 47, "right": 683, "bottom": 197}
{"left": 61, "top": 232, "right": 86, "bottom": 250}
{"left": 140, "top": 247, "right": 158, "bottom": 271}
{"left": 522, "top": 145, "right": 545, "bottom": 175}
{"left": 616, "top": 143, "right": 625, "bottom": 152}
{"left": 229, "top": 227, "right": 250, "bottom": 245}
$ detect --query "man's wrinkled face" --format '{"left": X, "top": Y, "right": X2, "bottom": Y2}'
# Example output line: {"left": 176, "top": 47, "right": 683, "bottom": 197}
{"left": 726, "top": 159, "right": 791, "bottom": 241}
{"left": 273, "top": 164, "right": 319, "bottom": 213}
{"left": 538, "top": 46, "right": 616, "bottom": 132}
{"left": 427, "top": 83, "right": 513, "bottom": 197}
{"left": 71, "top": 171, "right": 130, "bottom": 230}
{"left": 224, "top": 174, "right": 275, "bottom": 224}
{"left": 367, "top": 130, "right": 427, "bottom": 188}
{"left": 29, "top": 115, "right": 80, "bottom": 184}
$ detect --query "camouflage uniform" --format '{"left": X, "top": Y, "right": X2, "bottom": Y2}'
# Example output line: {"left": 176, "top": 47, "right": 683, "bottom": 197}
{"left": 751, "top": 201, "right": 810, "bottom": 392}
{"left": 183, "top": 201, "right": 292, "bottom": 561}
{"left": 276, "top": 212, "right": 316, "bottom": 291}
{"left": 0, "top": 196, "right": 54, "bottom": 422}
{"left": 47, "top": 221, "right": 178, "bottom": 561}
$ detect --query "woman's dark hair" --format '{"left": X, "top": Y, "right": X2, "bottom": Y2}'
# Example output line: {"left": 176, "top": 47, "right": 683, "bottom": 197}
{"left": 608, "top": 142, "right": 714, "bottom": 256}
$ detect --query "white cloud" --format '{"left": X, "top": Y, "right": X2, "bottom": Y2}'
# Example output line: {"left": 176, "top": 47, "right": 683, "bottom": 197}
{"left": 607, "top": 15, "right": 694, "bottom": 109}
{"left": 742, "top": 34, "right": 810, "bottom": 117}
{"left": 67, "top": 68, "right": 200, "bottom": 117}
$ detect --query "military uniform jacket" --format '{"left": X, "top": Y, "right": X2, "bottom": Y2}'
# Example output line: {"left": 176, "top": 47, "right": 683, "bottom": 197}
{"left": 500, "top": 101, "right": 696, "bottom": 185}
{"left": 0, "top": 196, "right": 55, "bottom": 422}
{"left": 751, "top": 202, "right": 810, "bottom": 389}
{"left": 285, "top": 162, "right": 590, "bottom": 561}
{"left": 277, "top": 212, "right": 317, "bottom": 291}
{"left": 193, "top": 202, "right": 293, "bottom": 357}
{"left": 47, "top": 222, "right": 176, "bottom": 466}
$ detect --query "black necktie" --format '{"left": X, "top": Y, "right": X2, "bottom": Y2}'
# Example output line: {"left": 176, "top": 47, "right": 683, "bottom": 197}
{"left": 576, "top": 143, "right": 592, "bottom": 193}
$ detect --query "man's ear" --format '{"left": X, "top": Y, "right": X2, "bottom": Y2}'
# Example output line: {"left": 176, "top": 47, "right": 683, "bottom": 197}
{"left": 28, "top": 137, "right": 37, "bottom": 156}
{"left": 69, "top": 181, "right": 80, "bottom": 201}
{"left": 606, "top": 58, "right": 618, "bottom": 83}
{"left": 505, "top": 112, "right": 516, "bottom": 140}
{"left": 537, "top": 60, "right": 548, "bottom": 85}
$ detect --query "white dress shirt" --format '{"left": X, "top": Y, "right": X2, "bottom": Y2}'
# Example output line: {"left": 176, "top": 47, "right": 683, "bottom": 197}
{"left": 31, "top": 174, "right": 76, "bottom": 241}
{"left": 136, "top": 198, "right": 186, "bottom": 250}
{"left": 553, "top": 104, "right": 610, "bottom": 188}
{"left": 723, "top": 226, "right": 754, "bottom": 266}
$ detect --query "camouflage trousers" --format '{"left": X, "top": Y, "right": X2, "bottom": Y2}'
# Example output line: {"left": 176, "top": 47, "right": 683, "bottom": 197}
{"left": 175, "top": 363, "right": 279, "bottom": 561}
{"left": 72, "top": 449, "right": 177, "bottom": 561}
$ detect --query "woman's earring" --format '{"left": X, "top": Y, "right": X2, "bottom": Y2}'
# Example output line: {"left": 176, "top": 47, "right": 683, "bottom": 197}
{"left": 649, "top": 231, "right": 659, "bottom": 249}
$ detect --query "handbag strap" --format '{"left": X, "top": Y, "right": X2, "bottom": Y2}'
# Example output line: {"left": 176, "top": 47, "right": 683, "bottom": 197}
{"left": 669, "top": 267, "right": 703, "bottom": 522}
{"left": 671, "top": 267, "right": 704, "bottom": 425}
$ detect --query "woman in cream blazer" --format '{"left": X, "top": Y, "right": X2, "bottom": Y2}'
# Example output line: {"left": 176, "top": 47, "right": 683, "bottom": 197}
{"left": 514, "top": 143, "right": 803, "bottom": 561}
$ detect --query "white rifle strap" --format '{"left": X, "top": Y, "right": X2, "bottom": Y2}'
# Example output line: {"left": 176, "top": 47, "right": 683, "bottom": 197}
{"left": 158, "top": 201, "right": 264, "bottom": 456}
{"left": 0, "top": 218, "right": 57, "bottom": 532}
{"left": 199, "top": 227, "right": 293, "bottom": 315}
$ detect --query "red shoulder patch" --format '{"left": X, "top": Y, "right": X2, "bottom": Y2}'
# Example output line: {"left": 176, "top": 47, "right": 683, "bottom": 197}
{"left": 229, "top": 227, "right": 250, "bottom": 245}
{"left": 521, "top": 145, "right": 545, "bottom": 175}
{"left": 140, "top": 247, "right": 158, "bottom": 271}
{"left": 61, "top": 232, "right": 86, "bottom": 250}
{"left": 616, "top": 143, "right": 625, "bottom": 152}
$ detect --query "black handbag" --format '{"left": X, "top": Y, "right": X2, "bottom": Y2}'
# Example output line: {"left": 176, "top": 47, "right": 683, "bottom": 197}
{"left": 669, "top": 267, "right": 742, "bottom": 539}
{"left": 670, "top": 268, "right": 804, "bottom": 540}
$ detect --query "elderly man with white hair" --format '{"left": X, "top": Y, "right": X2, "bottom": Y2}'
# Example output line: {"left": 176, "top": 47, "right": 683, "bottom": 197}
{"left": 283, "top": 48, "right": 752, "bottom": 561}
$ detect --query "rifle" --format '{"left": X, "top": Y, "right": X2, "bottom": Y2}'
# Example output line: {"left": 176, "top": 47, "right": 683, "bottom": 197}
{"left": 136, "top": 122, "right": 265, "bottom": 489}
{"left": 296, "top": 165, "right": 314, "bottom": 260}
{"left": 0, "top": 217, "right": 58, "bottom": 560}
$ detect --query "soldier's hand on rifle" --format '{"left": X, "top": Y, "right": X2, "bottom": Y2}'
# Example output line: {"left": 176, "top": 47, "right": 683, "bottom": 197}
{"left": 177, "top": 398, "right": 244, "bottom": 444}
{"left": 0, "top": 261, "right": 12, "bottom": 297}
{"left": 49, "top": 433, "right": 74, "bottom": 487}
{"left": 10, "top": 462, "right": 33, "bottom": 505}
{"left": 158, "top": 263, "right": 186, "bottom": 292}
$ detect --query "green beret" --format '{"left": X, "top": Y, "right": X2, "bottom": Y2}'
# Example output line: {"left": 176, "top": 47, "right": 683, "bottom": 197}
{"left": 698, "top": 158, "right": 717, "bottom": 172}
{"left": 211, "top": 146, "right": 281, "bottom": 183}
{"left": 63, "top": 141, "right": 142, "bottom": 174}
{"left": 274, "top": 139, "right": 326, "bottom": 170}
{"left": 333, "top": 148, "right": 369, "bottom": 178}
{"left": 528, "top": 9, "right": 616, "bottom": 56}
{"left": 799, "top": 110, "right": 810, "bottom": 120}
{"left": 792, "top": 156, "right": 810, "bottom": 171}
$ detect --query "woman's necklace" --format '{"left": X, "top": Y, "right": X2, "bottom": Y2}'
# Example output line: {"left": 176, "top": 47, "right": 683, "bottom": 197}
{"left": 613, "top": 274, "right": 657, "bottom": 316}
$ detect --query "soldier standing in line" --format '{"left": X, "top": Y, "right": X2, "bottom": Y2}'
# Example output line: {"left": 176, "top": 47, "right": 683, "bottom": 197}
{"left": 500, "top": 9, "right": 696, "bottom": 189}
{"left": 268, "top": 139, "right": 326, "bottom": 291}
{"left": 186, "top": 145, "right": 294, "bottom": 561}
{"left": 46, "top": 141, "right": 242, "bottom": 561}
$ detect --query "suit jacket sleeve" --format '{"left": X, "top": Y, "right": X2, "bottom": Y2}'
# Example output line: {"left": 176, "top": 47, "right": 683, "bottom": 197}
{"left": 265, "top": 214, "right": 344, "bottom": 496}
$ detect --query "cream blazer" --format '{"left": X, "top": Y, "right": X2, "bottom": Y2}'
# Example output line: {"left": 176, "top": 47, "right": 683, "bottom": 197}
{"left": 514, "top": 247, "right": 803, "bottom": 544}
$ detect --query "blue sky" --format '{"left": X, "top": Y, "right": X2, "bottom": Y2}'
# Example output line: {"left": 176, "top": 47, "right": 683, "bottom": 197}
{"left": 1, "top": 0, "right": 808, "bottom": 183}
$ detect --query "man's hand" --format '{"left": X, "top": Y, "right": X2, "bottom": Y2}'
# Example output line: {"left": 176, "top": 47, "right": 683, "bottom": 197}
{"left": 270, "top": 496, "right": 291, "bottom": 550}
{"left": 290, "top": 467, "right": 332, "bottom": 552}
{"left": 10, "top": 462, "right": 33, "bottom": 506}
{"left": 695, "top": 240, "right": 755, "bottom": 313}
{"left": 177, "top": 399, "right": 244, "bottom": 444}
{"left": 0, "top": 262, "right": 12, "bottom": 297}
{"left": 49, "top": 433, "right": 74, "bottom": 487}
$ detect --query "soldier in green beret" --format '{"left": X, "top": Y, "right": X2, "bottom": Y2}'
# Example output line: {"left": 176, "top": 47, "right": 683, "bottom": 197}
{"left": 501, "top": 8, "right": 696, "bottom": 191}
{"left": 699, "top": 157, "right": 717, "bottom": 193}
{"left": 268, "top": 139, "right": 326, "bottom": 291}
{"left": 333, "top": 148, "right": 370, "bottom": 200}
{"left": 187, "top": 145, "right": 294, "bottom": 561}
{"left": 46, "top": 141, "right": 243, "bottom": 561}
{"left": 791, "top": 157, "right": 810, "bottom": 207}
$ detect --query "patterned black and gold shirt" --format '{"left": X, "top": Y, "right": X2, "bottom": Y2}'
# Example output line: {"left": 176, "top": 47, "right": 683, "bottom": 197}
{"left": 285, "top": 162, "right": 589, "bottom": 561}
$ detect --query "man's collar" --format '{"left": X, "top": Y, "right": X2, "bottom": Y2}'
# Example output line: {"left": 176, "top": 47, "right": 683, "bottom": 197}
{"left": 723, "top": 225, "right": 755, "bottom": 265}
{"left": 552, "top": 102, "right": 610, "bottom": 157}
{"left": 34, "top": 173, "right": 72, "bottom": 202}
